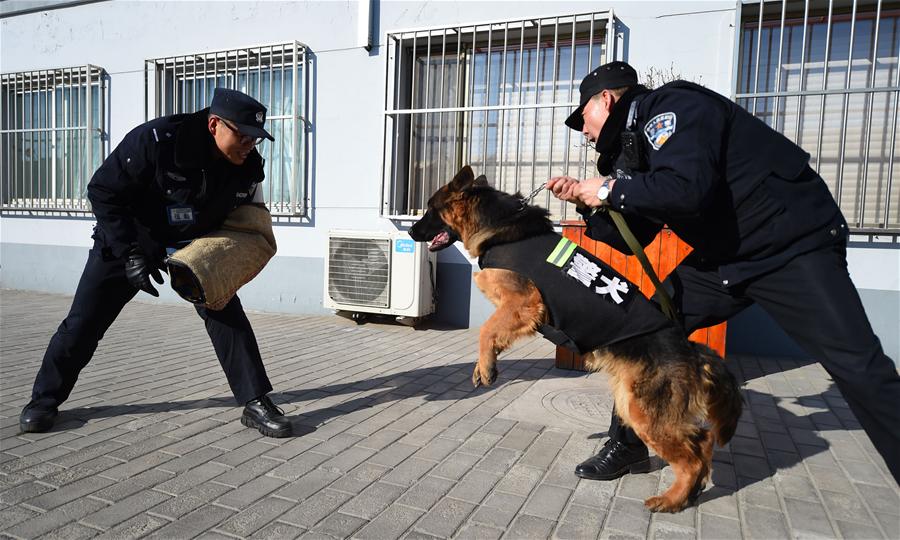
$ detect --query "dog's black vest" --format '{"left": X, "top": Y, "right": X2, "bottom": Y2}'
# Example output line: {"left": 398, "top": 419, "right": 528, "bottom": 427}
{"left": 479, "top": 233, "right": 672, "bottom": 354}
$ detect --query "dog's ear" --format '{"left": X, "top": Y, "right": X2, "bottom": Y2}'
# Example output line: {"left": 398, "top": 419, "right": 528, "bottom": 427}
{"left": 449, "top": 165, "right": 475, "bottom": 191}
{"left": 474, "top": 175, "right": 489, "bottom": 187}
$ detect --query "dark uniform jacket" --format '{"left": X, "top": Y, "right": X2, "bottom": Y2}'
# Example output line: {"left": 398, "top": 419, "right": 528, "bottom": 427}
{"left": 87, "top": 108, "right": 264, "bottom": 263}
{"left": 581, "top": 81, "right": 848, "bottom": 286}
{"left": 479, "top": 233, "right": 672, "bottom": 354}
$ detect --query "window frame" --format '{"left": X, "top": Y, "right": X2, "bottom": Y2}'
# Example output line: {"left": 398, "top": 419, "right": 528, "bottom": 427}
{"left": 381, "top": 10, "right": 618, "bottom": 221}
{"left": 144, "top": 41, "right": 310, "bottom": 217}
{"left": 0, "top": 64, "right": 107, "bottom": 213}
{"left": 732, "top": 0, "right": 900, "bottom": 235}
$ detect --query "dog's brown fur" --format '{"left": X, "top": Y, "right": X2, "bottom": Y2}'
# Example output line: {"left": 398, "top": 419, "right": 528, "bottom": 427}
{"left": 409, "top": 166, "right": 742, "bottom": 513}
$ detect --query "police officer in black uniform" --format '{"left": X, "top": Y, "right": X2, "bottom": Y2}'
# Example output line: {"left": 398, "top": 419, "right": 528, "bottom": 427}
{"left": 548, "top": 61, "right": 900, "bottom": 484}
{"left": 19, "top": 88, "right": 292, "bottom": 438}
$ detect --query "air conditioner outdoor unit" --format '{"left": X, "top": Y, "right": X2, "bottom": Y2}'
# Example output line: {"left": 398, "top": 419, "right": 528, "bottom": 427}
{"left": 324, "top": 230, "right": 437, "bottom": 324}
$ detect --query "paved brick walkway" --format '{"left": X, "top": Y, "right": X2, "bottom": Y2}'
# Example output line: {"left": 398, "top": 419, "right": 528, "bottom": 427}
{"left": 0, "top": 289, "right": 897, "bottom": 539}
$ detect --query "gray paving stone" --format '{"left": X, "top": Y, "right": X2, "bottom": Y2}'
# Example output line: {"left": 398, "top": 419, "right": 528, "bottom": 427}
{"left": 215, "top": 474, "right": 287, "bottom": 510}
{"left": 82, "top": 489, "right": 171, "bottom": 530}
{"left": 269, "top": 451, "right": 331, "bottom": 481}
{"left": 26, "top": 475, "right": 115, "bottom": 510}
{"left": 737, "top": 477, "right": 781, "bottom": 510}
{"left": 211, "top": 455, "right": 280, "bottom": 487}
{"left": 368, "top": 443, "right": 420, "bottom": 468}
{"left": 783, "top": 497, "right": 837, "bottom": 538}
{"left": 310, "top": 512, "right": 367, "bottom": 538}
{"left": 0, "top": 504, "right": 39, "bottom": 532}
{"left": 4, "top": 497, "right": 107, "bottom": 538}
{"left": 148, "top": 481, "right": 233, "bottom": 519}
{"left": 742, "top": 505, "right": 790, "bottom": 540}
{"left": 340, "top": 481, "right": 406, "bottom": 520}
{"left": 90, "top": 469, "right": 172, "bottom": 503}
{"left": 604, "top": 497, "right": 651, "bottom": 536}
{"left": 145, "top": 504, "right": 234, "bottom": 539}
{"left": 454, "top": 522, "right": 502, "bottom": 540}
{"left": 470, "top": 492, "right": 525, "bottom": 529}
{"left": 248, "top": 521, "right": 304, "bottom": 540}
{"left": 521, "top": 483, "right": 572, "bottom": 521}
{"left": 320, "top": 446, "right": 376, "bottom": 475}
{"left": 214, "top": 496, "right": 296, "bottom": 537}
{"left": 153, "top": 462, "right": 229, "bottom": 495}
{"left": 648, "top": 521, "right": 696, "bottom": 540}
{"left": 280, "top": 488, "right": 354, "bottom": 528}
{"left": 503, "top": 513, "right": 556, "bottom": 539}
{"left": 275, "top": 468, "right": 342, "bottom": 502}
{"left": 493, "top": 463, "right": 544, "bottom": 497}
{"left": 39, "top": 456, "right": 122, "bottom": 488}
{"left": 555, "top": 503, "right": 606, "bottom": 539}
{"left": 396, "top": 475, "right": 455, "bottom": 511}
{"left": 699, "top": 513, "right": 741, "bottom": 540}
{"left": 431, "top": 452, "right": 481, "bottom": 481}
{"left": 414, "top": 497, "right": 476, "bottom": 538}
{"left": 874, "top": 512, "right": 900, "bottom": 539}
{"left": 571, "top": 479, "right": 616, "bottom": 509}
{"left": 819, "top": 488, "right": 875, "bottom": 526}
{"left": 352, "top": 504, "right": 423, "bottom": 540}
{"left": 618, "top": 472, "right": 661, "bottom": 501}
{"left": 158, "top": 446, "right": 225, "bottom": 473}
{"left": 0, "top": 480, "right": 55, "bottom": 506}
{"left": 382, "top": 457, "right": 438, "bottom": 487}
{"left": 835, "top": 519, "right": 887, "bottom": 540}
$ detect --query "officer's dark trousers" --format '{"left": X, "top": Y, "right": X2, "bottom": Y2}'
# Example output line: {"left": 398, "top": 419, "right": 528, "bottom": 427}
{"left": 607, "top": 243, "right": 900, "bottom": 483}
{"left": 29, "top": 244, "right": 273, "bottom": 409}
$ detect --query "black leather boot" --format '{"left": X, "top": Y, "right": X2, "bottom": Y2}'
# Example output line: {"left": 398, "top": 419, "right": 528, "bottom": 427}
{"left": 19, "top": 401, "right": 58, "bottom": 433}
{"left": 241, "top": 395, "right": 292, "bottom": 438}
{"left": 574, "top": 439, "right": 651, "bottom": 480}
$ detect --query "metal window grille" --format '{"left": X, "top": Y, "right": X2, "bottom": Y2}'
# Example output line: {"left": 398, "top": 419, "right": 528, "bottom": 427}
{"left": 735, "top": 0, "right": 900, "bottom": 234}
{"left": 145, "top": 42, "right": 309, "bottom": 216}
{"left": 382, "top": 11, "right": 616, "bottom": 220}
{"left": 1, "top": 65, "right": 106, "bottom": 212}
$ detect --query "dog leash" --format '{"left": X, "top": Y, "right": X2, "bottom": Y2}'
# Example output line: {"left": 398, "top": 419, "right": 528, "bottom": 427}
{"left": 523, "top": 183, "right": 547, "bottom": 204}
{"left": 605, "top": 208, "right": 679, "bottom": 322}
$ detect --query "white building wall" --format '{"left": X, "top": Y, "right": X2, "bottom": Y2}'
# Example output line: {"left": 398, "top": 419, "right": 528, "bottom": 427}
{"left": 2, "top": 0, "right": 897, "bottom": 361}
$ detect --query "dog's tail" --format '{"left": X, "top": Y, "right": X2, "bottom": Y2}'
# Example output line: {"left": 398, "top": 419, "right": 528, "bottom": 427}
{"left": 696, "top": 343, "right": 743, "bottom": 446}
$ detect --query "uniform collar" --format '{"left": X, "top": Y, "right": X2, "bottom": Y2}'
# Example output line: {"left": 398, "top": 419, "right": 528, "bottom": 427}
{"left": 595, "top": 85, "right": 649, "bottom": 175}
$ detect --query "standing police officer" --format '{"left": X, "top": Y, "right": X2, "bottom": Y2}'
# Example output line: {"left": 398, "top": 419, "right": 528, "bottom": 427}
{"left": 548, "top": 61, "right": 900, "bottom": 484}
{"left": 19, "top": 88, "right": 292, "bottom": 438}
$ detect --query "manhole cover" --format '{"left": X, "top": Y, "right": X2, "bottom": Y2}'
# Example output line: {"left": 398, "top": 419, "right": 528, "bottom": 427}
{"left": 543, "top": 387, "right": 614, "bottom": 428}
{"left": 496, "top": 376, "right": 615, "bottom": 432}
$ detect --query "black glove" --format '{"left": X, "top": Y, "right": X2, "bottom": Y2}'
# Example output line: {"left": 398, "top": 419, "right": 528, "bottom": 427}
{"left": 124, "top": 246, "right": 164, "bottom": 297}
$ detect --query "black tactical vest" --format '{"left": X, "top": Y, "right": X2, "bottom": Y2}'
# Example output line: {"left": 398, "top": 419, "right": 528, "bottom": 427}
{"left": 478, "top": 233, "right": 672, "bottom": 354}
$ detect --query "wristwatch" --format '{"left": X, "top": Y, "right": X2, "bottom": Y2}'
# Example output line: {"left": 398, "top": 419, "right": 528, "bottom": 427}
{"left": 597, "top": 177, "right": 612, "bottom": 205}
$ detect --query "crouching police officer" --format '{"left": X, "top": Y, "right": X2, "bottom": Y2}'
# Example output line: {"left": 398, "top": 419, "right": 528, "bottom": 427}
{"left": 549, "top": 62, "right": 900, "bottom": 484}
{"left": 19, "top": 88, "right": 293, "bottom": 438}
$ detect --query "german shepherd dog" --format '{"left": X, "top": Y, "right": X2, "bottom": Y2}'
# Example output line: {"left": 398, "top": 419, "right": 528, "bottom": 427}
{"left": 409, "top": 166, "right": 743, "bottom": 513}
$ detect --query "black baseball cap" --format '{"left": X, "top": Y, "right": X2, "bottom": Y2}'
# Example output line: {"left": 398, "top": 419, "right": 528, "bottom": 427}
{"left": 565, "top": 61, "right": 638, "bottom": 131}
{"left": 209, "top": 88, "right": 275, "bottom": 141}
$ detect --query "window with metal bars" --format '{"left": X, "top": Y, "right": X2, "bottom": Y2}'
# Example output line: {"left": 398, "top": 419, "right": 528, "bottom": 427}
{"left": 735, "top": 0, "right": 900, "bottom": 234}
{"left": 145, "top": 42, "right": 309, "bottom": 216}
{"left": 1, "top": 65, "right": 105, "bottom": 212}
{"left": 382, "top": 12, "right": 615, "bottom": 220}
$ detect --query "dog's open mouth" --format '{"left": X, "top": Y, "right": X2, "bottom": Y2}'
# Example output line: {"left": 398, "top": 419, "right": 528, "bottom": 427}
{"left": 428, "top": 230, "right": 451, "bottom": 252}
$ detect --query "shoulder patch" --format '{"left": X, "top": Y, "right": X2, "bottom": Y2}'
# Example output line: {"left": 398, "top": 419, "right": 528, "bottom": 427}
{"left": 643, "top": 112, "right": 677, "bottom": 150}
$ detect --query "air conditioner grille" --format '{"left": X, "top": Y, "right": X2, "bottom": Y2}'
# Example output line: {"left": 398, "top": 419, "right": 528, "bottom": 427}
{"left": 328, "top": 237, "right": 391, "bottom": 308}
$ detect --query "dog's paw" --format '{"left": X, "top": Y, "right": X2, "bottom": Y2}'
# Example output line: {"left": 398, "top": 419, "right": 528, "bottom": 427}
{"left": 644, "top": 495, "right": 688, "bottom": 513}
{"left": 472, "top": 364, "right": 498, "bottom": 387}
